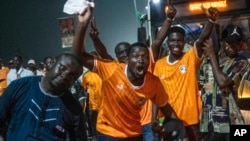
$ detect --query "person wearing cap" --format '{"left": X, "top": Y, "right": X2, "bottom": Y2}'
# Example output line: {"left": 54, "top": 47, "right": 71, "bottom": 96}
{"left": 27, "top": 59, "right": 36, "bottom": 65}
{"left": 7, "top": 60, "right": 14, "bottom": 69}
{"left": 0, "top": 58, "right": 9, "bottom": 96}
{"left": 27, "top": 59, "right": 44, "bottom": 76}
{"left": 26, "top": 59, "right": 37, "bottom": 75}
{"left": 199, "top": 24, "right": 249, "bottom": 141}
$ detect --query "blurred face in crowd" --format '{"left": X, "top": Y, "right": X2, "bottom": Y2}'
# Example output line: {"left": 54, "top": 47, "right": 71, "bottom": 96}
{"left": 13, "top": 55, "right": 23, "bottom": 70}
{"left": 115, "top": 42, "right": 130, "bottom": 64}
{"left": 44, "top": 57, "right": 56, "bottom": 71}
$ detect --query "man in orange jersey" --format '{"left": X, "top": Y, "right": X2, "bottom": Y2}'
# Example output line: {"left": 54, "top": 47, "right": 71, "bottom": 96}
{"left": 72, "top": 5, "right": 186, "bottom": 141}
{"left": 153, "top": 6, "right": 219, "bottom": 141}
{"left": 89, "top": 16, "right": 154, "bottom": 141}
{"left": 88, "top": 5, "right": 177, "bottom": 141}
{"left": 0, "top": 58, "right": 9, "bottom": 96}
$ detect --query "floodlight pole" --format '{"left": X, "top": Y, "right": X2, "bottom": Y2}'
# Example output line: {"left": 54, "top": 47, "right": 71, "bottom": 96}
{"left": 147, "top": 0, "right": 153, "bottom": 45}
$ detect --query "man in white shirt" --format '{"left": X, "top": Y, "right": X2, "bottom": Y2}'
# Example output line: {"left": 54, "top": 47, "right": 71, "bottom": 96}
{"left": 7, "top": 55, "right": 34, "bottom": 85}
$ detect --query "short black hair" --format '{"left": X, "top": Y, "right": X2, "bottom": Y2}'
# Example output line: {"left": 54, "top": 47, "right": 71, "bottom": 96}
{"left": 14, "top": 54, "right": 23, "bottom": 61}
{"left": 114, "top": 42, "right": 130, "bottom": 53}
{"left": 168, "top": 26, "right": 186, "bottom": 36}
{"left": 56, "top": 52, "right": 83, "bottom": 66}
{"left": 127, "top": 42, "right": 148, "bottom": 56}
{"left": 43, "top": 56, "right": 53, "bottom": 63}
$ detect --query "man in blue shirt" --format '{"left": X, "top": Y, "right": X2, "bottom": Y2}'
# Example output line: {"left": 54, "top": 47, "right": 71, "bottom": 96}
{"left": 0, "top": 53, "right": 87, "bottom": 141}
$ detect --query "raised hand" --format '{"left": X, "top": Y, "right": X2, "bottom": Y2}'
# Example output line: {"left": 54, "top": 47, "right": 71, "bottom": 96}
{"left": 78, "top": 5, "right": 93, "bottom": 23}
{"left": 166, "top": 4, "right": 176, "bottom": 20}
{"left": 201, "top": 5, "right": 219, "bottom": 22}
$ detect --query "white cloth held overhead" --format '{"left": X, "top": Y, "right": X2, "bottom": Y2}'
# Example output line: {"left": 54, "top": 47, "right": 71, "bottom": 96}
{"left": 63, "top": 0, "right": 95, "bottom": 15}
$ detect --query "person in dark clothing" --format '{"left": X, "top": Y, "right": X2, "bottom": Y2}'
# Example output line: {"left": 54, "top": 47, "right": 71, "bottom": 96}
{"left": 0, "top": 52, "right": 87, "bottom": 141}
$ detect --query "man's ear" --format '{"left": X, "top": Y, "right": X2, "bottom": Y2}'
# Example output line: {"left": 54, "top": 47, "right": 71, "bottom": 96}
{"left": 240, "top": 41, "right": 248, "bottom": 50}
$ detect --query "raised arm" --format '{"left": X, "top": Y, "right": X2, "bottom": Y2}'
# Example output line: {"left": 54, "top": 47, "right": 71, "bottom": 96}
{"left": 151, "top": 4, "right": 176, "bottom": 62}
{"left": 73, "top": 6, "right": 95, "bottom": 70}
{"left": 202, "top": 38, "right": 233, "bottom": 88}
{"left": 89, "top": 17, "right": 114, "bottom": 60}
{"left": 196, "top": 6, "right": 219, "bottom": 58}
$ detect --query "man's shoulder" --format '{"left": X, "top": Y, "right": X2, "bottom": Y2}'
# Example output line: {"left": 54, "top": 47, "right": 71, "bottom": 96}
{"left": 7, "top": 68, "right": 15, "bottom": 73}
{"left": 12, "top": 76, "right": 41, "bottom": 85}
{"left": 22, "top": 68, "right": 33, "bottom": 74}
{"left": 155, "top": 56, "right": 167, "bottom": 64}
{"left": 146, "top": 71, "right": 160, "bottom": 81}
{"left": 1, "top": 66, "right": 10, "bottom": 71}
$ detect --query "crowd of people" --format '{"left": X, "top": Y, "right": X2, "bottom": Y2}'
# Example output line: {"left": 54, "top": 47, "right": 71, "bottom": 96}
{"left": 0, "top": 2, "right": 250, "bottom": 141}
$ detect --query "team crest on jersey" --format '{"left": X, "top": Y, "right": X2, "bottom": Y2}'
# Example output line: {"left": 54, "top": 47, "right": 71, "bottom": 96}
{"left": 160, "top": 74, "right": 165, "bottom": 79}
{"left": 179, "top": 65, "right": 187, "bottom": 74}
{"left": 116, "top": 84, "right": 124, "bottom": 90}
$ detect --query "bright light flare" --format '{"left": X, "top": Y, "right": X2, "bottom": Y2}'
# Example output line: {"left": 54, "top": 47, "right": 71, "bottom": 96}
{"left": 152, "top": 0, "right": 160, "bottom": 4}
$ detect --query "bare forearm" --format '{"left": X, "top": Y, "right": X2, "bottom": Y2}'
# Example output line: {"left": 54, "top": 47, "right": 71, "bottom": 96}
{"left": 151, "top": 4, "right": 176, "bottom": 61}
{"left": 91, "top": 37, "right": 113, "bottom": 60}
{"left": 73, "top": 23, "right": 88, "bottom": 57}
{"left": 196, "top": 21, "right": 214, "bottom": 53}
{"left": 151, "top": 18, "right": 172, "bottom": 61}
{"left": 209, "top": 54, "right": 234, "bottom": 88}
{"left": 159, "top": 103, "right": 178, "bottom": 120}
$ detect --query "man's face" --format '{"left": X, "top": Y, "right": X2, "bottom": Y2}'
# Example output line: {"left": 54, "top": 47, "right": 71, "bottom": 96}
{"left": 45, "top": 56, "right": 82, "bottom": 95}
{"left": 222, "top": 40, "right": 242, "bottom": 58}
{"left": 127, "top": 46, "right": 149, "bottom": 79}
{"left": 45, "top": 57, "right": 55, "bottom": 71}
{"left": 167, "top": 32, "right": 185, "bottom": 56}
{"left": 13, "top": 56, "right": 22, "bottom": 69}
{"left": 115, "top": 44, "right": 130, "bottom": 64}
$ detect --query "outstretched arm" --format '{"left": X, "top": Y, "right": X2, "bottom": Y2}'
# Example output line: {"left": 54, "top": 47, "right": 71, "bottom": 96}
{"left": 89, "top": 17, "right": 114, "bottom": 60}
{"left": 196, "top": 6, "right": 219, "bottom": 58}
{"left": 73, "top": 6, "right": 95, "bottom": 70}
{"left": 151, "top": 4, "right": 176, "bottom": 62}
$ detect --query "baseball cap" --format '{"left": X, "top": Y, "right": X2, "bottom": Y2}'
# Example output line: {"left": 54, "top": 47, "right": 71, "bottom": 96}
{"left": 28, "top": 59, "right": 36, "bottom": 65}
{"left": 221, "top": 24, "right": 243, "bottom": 43}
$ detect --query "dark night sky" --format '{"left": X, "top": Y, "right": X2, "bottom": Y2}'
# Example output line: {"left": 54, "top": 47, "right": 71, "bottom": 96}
{"left": 1, "top": 0, "right": 249, "bottom": 63}
{"left": 0, "top": 0, "right": 149, "bottom": 63}
{"left": 86, "top": 0, "right": 149, "bottom": 56}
